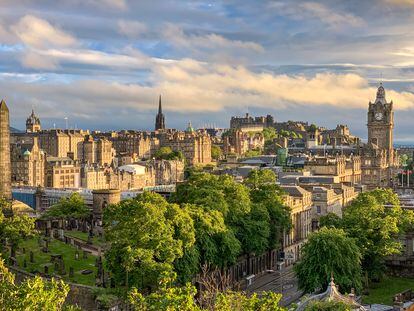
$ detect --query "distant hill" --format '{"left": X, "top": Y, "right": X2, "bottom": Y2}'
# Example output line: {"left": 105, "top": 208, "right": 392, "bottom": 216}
{"left": 10, "top": 127, "right": 23, "bottom": 133}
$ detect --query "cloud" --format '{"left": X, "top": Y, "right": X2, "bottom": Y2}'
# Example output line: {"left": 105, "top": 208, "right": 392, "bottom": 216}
{"left": 117, "top": 20, "right": 147, "bottom": 38}
{"left": 12, "top": 15, "right": 78, "bottom": 49}
{"left": 163, "top": 24, "right": 264, "bottom": 59}
{"left": 269, "top": 1, "right": 364, "bottom": 29}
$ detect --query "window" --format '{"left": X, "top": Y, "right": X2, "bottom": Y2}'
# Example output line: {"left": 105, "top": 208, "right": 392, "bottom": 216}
{"left": 316, "top": 206, "right": 321, "bottom": 214}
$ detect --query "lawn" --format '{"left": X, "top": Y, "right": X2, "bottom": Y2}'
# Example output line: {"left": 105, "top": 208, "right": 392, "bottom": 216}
{"left": 64, "top": 230, "right": 106, "bottom": 247}
{"left": 362, "top": 276, "right": 414, "bottom": 305}
{"left": 9, "top": 236, "right": 100, "bottom": 286}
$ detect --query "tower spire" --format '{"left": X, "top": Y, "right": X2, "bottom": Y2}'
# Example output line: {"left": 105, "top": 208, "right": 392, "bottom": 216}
{"left": 158, "top": 94, "right": 162, "bottom": 114}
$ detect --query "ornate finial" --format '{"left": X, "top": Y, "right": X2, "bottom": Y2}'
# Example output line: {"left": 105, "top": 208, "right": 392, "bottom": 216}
{"left": 376, "top": 83, "right": 385, "bottom": 99}
{"left": 330, "top": 272, "right": 335, "bottom": 285}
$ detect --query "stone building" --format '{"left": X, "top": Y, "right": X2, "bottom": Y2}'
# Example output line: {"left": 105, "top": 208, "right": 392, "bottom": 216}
{"left": 0, "top": 99, "right": 11, "bottom": 199}
{"left": 161, "top": 124, "right": 212, "bottom": 166}
{"left": 45, "top": 156, "right": 81, "bottom": 188}
{"left": 26, "top": 109, "right": 41, "bottom": 133}
{"left": 320, "top": 124, "right": 360, "bottom": 146}
{"left": 223, "top": 129, "right": 264, "bottom": 156}
{"left": 230, "top": 113, "right": 274, "bottom": 132}
{"left": 361, "top": 84, "right": 399, "bottom": 189}
{"left": 108, "top": 131, "right": 158, "bottom": 160}
{"left": 81, "top": 135, "right": 114, "bottom": 166}
{"left": 281, "top": 185, "right": 312, "bottom": 266}
{"left": 11, "top": 137, "right": 46, "bottom": 187}
{"left": 304, "top": 155, "right": 361, "bottom": 185}
{"left": 38, "top": 129, "right": 88, "bottom": 160}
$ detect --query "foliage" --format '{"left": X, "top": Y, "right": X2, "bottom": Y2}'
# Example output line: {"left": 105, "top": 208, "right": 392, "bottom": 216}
{"left": 104, "top": 192, "right": 195, "bottom": 290}
{"left": 304, "top": 300, "right": 351, "bottom": 311}
{"left": 308, "top": 124, "right": 318, "bottom": 132}
{"left": 244, "top": 170, "right": 291, "bottom": 250}
{"left": 128, "top": 273, "right": 286, "bottom": 311}
{"left": 244, "top": 148, "right": 262, "bottom": 158}
{"left": 154, "top": 146, "right": 184, "bottom": 161}
{"left": 263, "top": 127, "right": 277, "bottom": 142}
{"left": 0, "top": 259, "right": 71, "bottom": 310}
{"left": 42, "top": 192, "right": 90, "bottom": 220}
{"left": 362, "top": 276, "right": 414, "bottom": 305}
{"left": 211, "top": 145, "right": 222, "bottom": 160}
{"left": 294, "top": 227, "right": 362, "bottom": 293}
{"left": 400, "top": 154, "right": 409, "bottom": 167}
{"left": 340, "top": 189, "right": 411, "bottom": 280}
{"left": 0, "top": 208, "right": 35, "bottom": 255}
{"left": 319, "top": 212, "right": 342, "bottom": 229}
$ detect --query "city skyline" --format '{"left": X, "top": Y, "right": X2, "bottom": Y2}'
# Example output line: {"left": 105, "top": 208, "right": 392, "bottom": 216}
{"left": 2, "top": 1, "right": 414, "bottom": 141}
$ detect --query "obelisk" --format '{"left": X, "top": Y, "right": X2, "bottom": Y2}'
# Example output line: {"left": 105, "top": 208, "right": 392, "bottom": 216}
{"left": 0, "top": 99, "right": 12, "bottom": 200}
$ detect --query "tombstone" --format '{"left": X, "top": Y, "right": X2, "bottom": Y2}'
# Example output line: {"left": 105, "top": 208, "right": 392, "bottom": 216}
{"left": 54, "top": 261, "right": 59, "bottom": 272}
{"left": 83, "top": 251, "right": 88, "bottom": 259}
{"left": 23, "top": 259, "right": 27, "bottom": 268}
{"left": 29, "top": 251, "right": 34, "bottom": 263}
{"left": 69, "top": 267, "right": 74, "bottom": 278}
{"left": 75, "top": 251, "right": 79, "bottom": 260}
{"left": 44, "top": 265, "right": 49, "bottom": 275}
{"left": 22, "top": 247, "right": 26, "bottom": 254}
{"left": 59, "top": 229, "right": 64, "bottom": 240}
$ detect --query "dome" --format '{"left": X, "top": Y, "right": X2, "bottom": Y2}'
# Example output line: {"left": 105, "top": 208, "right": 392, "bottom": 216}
{"left": 23, "top": 149, "right": 31, "bottom": 156}
{"left": 11, "top": 200, "right": 36, "bottom": 217}
{"left": 186, "top": 122, "right": 195, "bottom": 133}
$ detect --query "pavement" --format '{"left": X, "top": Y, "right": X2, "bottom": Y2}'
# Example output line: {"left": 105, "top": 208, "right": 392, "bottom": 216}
{"left": 246, "top": 265, "right": 303, "bottom": 307}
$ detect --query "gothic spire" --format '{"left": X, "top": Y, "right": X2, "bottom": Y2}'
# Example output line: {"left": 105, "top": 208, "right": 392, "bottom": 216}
{"left": 158, "top": 94, "right": 162, "bottom": 114}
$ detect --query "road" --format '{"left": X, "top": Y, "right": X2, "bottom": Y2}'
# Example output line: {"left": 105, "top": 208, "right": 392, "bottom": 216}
{"left": 246, "top": 265, "right": 303, "bottom": 307}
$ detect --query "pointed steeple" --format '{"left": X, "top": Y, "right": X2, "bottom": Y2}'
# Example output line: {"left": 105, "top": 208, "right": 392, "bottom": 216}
{"left": 155, "top": 95, "right": 166, "bottom": 131}
{"left": 0, "top": 99, "right": 9, "bottom": 112}
{"left": 158, "top": 95, "right": 162, "bottom": 114}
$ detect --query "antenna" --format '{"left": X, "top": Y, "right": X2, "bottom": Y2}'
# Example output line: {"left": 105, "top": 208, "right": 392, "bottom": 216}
{"left": 64, "top": 117, "right": 68, "bottom": 130}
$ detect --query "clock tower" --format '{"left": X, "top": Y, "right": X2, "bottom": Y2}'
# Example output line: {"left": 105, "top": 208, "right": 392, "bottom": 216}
{"left": 367, "top": 83, "right": 394, "bottom": 162}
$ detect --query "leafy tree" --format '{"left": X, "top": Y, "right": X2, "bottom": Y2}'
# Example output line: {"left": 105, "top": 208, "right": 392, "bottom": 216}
{"left": 319, "top": 212, "right": 342, "bottom": 229}
{"left": 263, "top": 127, "right": 277, "bottom": 142}
{"left": 42, "top": 192, "right": 90, "bottom": 221}
{"left": 244, "top": 148, "right": 262, "bottom": 158}
{"left": 104, "top": 192, "right": 195, "bottom": 290}
{"left": 128, "top": 272, "right": 286, "bottom": 311}
{"left": 305, "top": 300, "right": 351, "bottom": 311}
{"left": 244, "top": 170, "right": 291, "bottom": 250}
{"left": 154, "top": 147, "right": 184, "bottom": 161}
{"left": 0, "top": 208, "right": 35, "bottom": 257}
{"left": 0, "top": 259, "right": 72, "bottom": 310}
{"left": 340, "top": 189, "right": 411, "bottom": 280}
{"left": 211, "top": 145, "right": 222, "bottom": 160}
{"left": 294, "top": 227, "right": 362, "bottom": 293}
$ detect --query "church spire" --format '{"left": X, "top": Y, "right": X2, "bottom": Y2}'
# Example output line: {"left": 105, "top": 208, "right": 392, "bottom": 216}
{"left": 155, "top": 94, "right": 165, "bottom": 131}
{"left": 158, "top": 94, "right": 162, "bottom": 114}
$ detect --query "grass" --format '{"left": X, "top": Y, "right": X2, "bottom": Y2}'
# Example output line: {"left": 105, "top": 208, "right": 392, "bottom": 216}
{"left": 9, "top": 235, "right": 100, "bottom": 286}
{"left": 64, "top": 230, "right": 106, "bottom": 247}
{"left": 362, "top": 276, "right": 414, "bottom": 305}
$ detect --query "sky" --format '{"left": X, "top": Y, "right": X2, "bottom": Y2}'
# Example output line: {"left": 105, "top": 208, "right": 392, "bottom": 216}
{"left": 1, "top": 0, "right": 414, "bottom": 142}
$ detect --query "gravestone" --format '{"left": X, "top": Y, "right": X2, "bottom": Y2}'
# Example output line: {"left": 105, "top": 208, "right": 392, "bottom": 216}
{"left": 29, "top": 251, "right": 34, "bottom": 263}
{"left": 44, "top": 265, "right": 49, "bottom": 275}
{"left": 83, "top": 250, "right": 88, "bottom": 259}
{"left": 23, "top": 259, "right": 27, "bottom": 268}
{"left": 69, "top": 267, "right": 74, "bottom": 278}
{"left": 22, "top": 247, "right": 26, "bottom": 254}
{"left": 75, "top": 251, "right": 79, "bottom": 260}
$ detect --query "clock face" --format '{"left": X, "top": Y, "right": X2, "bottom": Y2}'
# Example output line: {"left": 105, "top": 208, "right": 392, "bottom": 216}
{"left": 375, "top": 112, "right": 383, "bottom": 121}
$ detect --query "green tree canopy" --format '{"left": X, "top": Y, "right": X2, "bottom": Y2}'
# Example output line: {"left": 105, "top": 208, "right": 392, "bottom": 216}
{"left": 294, "top": 227, "right": 362, "bottom": 293}
{"left": 263, "top": 127, "right": 277, "bottom": 142}
{"left": 211, "top": 145, "right": 222, "bottom": 160}
{"left": 340, "top": 189, "right": 412, "bottom": 280}
{"left": 154, "top": 147, "right": 184, "bottom": 161}
{"left": 42, "top": 192, "right": 90, "bottom": 220}
{"left": 104, "top": 192, "right": 196, "bottom": 290}
{"left": 0, "top": 259, "right": 72, "bottom": 310}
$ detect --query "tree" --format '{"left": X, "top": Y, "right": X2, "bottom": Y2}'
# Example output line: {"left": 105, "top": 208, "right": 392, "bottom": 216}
{"left": 0, "top": 208, "right": 35, "bottom": 258}
{"left": 244, "top": 170, "right": 291, "bottom": 250}
{"left": 305, "top": 301, "right": 351, "bottom": 311}
{"left": 104, "top": 192, "right": 195, "bottom": 290}
{"left": 340, "top": 189, "right": 411, "bottom": 280}
{"left": 128, "top": 272, "right": 286, "bottom": 311}
{"left": 319, "top": 212, "right": 342, "bottom": 229}
{"left": 211, "top": 145, "right": 222, "bottom": 160}
{"left": 294, "top": 227, "right": 362, "bottom": 293}
{"left": 244, "top": 148, "right": 262, "bottom": 158}
{"left": 263, "top": 127, "right": 277, "bottom": 142}
{"left": 0, "top": 259, "right": 72, "bottom": 310}
{"left": 42, "top": 192, "right": 90, "bottom": 221}
{"left": 154, "top": 147, "right": 184, "bottom": 161}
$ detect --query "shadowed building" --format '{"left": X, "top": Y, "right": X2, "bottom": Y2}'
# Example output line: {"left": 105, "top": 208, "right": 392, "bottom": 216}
{"left": 155, "top": 95, "right": 165, "bottom": 131}
{"left": 0, "top": 99, "right": 11, "bottom": 200}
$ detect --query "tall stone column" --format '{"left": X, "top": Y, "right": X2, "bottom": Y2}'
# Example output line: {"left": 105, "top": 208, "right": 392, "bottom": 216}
{"left": 0, "top": 100, "right": 11, "bottom": 200}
